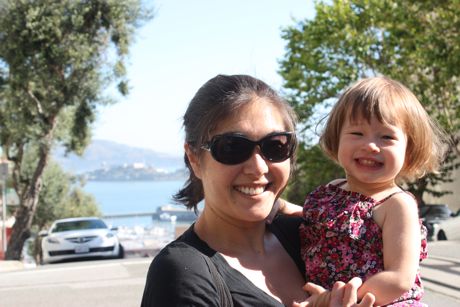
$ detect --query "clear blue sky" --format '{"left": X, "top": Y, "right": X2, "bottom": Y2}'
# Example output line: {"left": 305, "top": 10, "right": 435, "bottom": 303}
{"left": 93, "top": 0, "right": 315, "bottom": 155}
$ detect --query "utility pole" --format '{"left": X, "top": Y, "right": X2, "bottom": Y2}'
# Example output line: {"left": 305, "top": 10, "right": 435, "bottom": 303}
{"left": 0, "top": 160, "right": 8, "bottom": 255}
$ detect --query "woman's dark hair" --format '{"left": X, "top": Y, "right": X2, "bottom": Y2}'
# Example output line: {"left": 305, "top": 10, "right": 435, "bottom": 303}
{"left": 173, "top": 74, "right": 297, "bottom": 211}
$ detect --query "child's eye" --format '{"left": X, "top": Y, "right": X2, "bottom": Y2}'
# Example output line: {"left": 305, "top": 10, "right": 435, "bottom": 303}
{"left": 382, "top": 135, "right": 395, "bottom": 140}
{"left": 351, "top": 132, "right": 363, "bottom": 136}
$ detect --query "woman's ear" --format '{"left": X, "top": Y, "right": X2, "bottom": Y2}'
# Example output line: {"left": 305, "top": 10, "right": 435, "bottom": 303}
{"left": 185, "top": 143, "right": 202, "bottom": 179}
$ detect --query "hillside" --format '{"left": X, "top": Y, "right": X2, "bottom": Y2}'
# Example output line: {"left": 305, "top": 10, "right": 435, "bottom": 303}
{"left": 84, "top": 164, "right": 188, "bottom": 181}
{"left": 54, "top": 139, "right": 184, "bottom": 174}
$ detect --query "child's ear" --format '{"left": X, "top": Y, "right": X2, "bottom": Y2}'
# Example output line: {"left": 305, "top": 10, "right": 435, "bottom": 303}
{"left": 185, "top": 143, "right": 202, "bottom": 179}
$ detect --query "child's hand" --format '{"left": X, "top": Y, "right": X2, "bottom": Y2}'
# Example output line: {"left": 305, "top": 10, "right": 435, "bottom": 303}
{"left": 278, "top": 199, "right": 303, "bottom": 217}
{"left": 291, "top": 282, "right": 330, "bottom": 307}
{"left": 292, "top": 278, "right": 376, "bottom": 307}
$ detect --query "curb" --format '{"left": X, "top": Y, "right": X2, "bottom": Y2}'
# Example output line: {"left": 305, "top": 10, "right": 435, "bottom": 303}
{"left": 0, "top": 260, "right": 25, "bottom": 273}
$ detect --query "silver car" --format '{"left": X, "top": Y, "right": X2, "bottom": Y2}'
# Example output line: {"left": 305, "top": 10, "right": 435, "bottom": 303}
{"left": 41, "top": 217, "right": 122, "bottom": 264}
{"left": 434, "top": 213, "right": 460, "bottom": 241}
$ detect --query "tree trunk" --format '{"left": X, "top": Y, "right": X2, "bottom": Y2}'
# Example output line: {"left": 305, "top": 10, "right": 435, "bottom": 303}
{"left": 5, "top": 133, "right": 53, "bottom": 260}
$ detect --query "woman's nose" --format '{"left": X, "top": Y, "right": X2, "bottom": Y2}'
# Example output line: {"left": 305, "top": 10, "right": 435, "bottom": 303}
{"left": 243, "top": 148, "right": 269, "bottom": 175}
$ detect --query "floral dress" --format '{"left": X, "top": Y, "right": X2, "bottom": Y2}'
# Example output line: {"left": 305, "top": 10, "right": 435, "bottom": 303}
{"left": 299, "top": 182, "right": 428, "bottom": 306}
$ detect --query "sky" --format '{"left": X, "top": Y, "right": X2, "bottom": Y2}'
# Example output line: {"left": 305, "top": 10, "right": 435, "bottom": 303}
{"left": 93, "top": 0, "right": 316, "bottom": 156}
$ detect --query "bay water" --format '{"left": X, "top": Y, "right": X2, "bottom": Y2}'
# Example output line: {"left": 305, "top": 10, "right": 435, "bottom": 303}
{"left": 83, "top": 180, "right": 187, "bottom": 228}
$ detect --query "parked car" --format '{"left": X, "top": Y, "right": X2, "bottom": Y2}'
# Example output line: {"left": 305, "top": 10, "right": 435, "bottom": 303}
{"left": 434, "top": 209, "right": 460, "bottom": 241}
{"left": 419, "top": 204, "right": 453, "bottom": 239}
{"left": 40, "top": 217, "right": 123, "bottom": 264}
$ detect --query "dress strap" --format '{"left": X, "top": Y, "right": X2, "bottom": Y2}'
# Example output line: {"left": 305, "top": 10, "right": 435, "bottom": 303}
{"left": 332, "top": 180, "right": 347, "bottom": 188}
{"left": 375, "top": 190, "right": 406, "bottom": 205}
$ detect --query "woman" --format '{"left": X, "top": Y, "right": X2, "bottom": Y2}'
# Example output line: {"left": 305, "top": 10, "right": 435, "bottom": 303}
{"left": 141, "top": 74, "right": 375, "bottom": 306}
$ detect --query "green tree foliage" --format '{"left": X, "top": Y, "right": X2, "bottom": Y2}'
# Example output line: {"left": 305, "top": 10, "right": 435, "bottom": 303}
{"left": 0, "top": 0, "right": 150, "bottom": 259}
{"left": 286, "top": 143, "right": 344, "bottom": 204}
{"left": 33, "top": 160, "right": 100, "bottom": 231}
{"left": 280, "top": 0, "right": 460, "bottom": 203}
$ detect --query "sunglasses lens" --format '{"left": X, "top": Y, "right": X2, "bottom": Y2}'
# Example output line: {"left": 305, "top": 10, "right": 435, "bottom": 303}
{"left": 261, "top": 134, "right": 293, "bottom": 162}
{"left": 207, "top": 133, "right": 295, "bottom": 165}
{"left": 211, "top": 135, "right": 254, "bottom": 165}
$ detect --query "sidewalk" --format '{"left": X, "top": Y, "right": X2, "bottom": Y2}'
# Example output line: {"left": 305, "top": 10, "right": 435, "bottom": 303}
{"left": 421, "top": 254, "right": 460, "bottom": 300}
{"left": 0, "top": 260, "right": 25, "bottom": 272}
{"left": 421, "top": 240, "right": 460, "bottom": 303}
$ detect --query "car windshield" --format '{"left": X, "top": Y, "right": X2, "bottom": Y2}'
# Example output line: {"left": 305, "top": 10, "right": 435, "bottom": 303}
{"left": 419, "top": 205, "right": 452, "bottom": 218}
{"left": 51, "top": 219, "right": 107, "bottom": 233}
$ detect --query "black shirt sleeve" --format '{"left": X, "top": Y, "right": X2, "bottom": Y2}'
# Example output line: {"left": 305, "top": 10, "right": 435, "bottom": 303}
{"left": 141, "top": 241, "right": 220, "bottom": 307}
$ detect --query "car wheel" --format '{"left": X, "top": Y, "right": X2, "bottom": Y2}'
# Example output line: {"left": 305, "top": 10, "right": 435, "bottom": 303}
{"left": 117, "top": 244, "right": 125, "bottom": 259}
{"left": 437, "top": 230, "right": 447, "bottom": 241}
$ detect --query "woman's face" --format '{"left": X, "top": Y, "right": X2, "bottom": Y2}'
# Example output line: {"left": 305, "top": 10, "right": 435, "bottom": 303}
{"left": 188, "top": 99, "right": 292, "bottom": 225}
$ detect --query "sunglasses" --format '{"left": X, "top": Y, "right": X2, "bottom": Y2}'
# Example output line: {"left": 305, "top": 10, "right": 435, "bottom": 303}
{"left": 201, "top": 132, "right": 296, "bottom": 165}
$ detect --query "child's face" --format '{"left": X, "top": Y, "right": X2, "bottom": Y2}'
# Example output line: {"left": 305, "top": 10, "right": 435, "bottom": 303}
{"left": 337, "top": 116, "right": 407, "bottom": 191}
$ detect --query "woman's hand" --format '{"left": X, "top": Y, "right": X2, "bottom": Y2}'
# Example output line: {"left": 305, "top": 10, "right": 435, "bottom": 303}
{"left": 330, "top": 278, "right": 375, "bottom": 307}
{"left": 292, "top": 278, "right": 375, "bottom": 307}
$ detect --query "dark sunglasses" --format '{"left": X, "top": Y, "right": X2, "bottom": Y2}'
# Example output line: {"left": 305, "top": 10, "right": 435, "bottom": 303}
{"left": 201, "top": 132, "right": 296, "bottom": 165}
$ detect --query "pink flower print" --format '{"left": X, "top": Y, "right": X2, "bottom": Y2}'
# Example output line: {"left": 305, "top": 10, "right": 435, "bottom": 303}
{"left": 362, "top": 263, "right": 369, "bottom": 272}
{"left": 343, "top": 253, "right": 353, "bottom": 264}
{"left": 362, "top": 252, "right": 373, "bottom": 261}
{"left": 312, "top": 257, "right": 322, "bottom": 266}
{"left": 350, "top": 263, "right": 357, "bottom": 271}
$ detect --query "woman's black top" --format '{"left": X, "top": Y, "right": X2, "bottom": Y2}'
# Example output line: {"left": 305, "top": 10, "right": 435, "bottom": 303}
{"left": 140, "top": 215, "right": 305, "bottom": 307}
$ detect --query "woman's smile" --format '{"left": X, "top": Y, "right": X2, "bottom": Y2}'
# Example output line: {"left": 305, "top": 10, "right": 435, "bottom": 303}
{"left": 234, "top": 183, "right": 271, "bottom": 196}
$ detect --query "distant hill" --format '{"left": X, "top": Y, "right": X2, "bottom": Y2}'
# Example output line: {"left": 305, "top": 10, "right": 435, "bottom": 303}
{"left": 53, "top": 139, "right": 184, "bottom": 174}
{"left": 84, "top": 164, "right": 188, "bottom": 181}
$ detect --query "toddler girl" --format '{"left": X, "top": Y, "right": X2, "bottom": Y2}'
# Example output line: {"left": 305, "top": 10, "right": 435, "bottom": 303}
{"left": 283, "top": 77, "right": 447, "bottom": 306}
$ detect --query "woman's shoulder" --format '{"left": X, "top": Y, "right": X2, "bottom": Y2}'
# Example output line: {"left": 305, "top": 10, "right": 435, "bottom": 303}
{"left": 271, "top": 214, "right": 303, "bottom": 231}
{"left": 149, "top": 226, "right": 213, "bottom": 272}
{"left": 141, "top": 236, "right": 220, "bottom": 306}
{"left": 270, "top": 215, "right": 306, "bottom": 275}
{"left": 154, "top": 239, "right": 204, "bottom": 264}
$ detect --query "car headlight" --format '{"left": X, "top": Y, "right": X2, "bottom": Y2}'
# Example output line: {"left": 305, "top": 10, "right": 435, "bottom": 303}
{"left": 106, "top": 232, "right": 115, "bottom": 238}
{"left": 46, "top": 237, "right": 60, "bottom": 244}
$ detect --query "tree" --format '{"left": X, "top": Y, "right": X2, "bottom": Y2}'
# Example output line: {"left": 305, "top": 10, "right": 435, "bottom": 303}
{"left": 280, "top": 0, "right": 460, "bottom": 203}
{"left": 286, "top": 143, "right": 344, "bottom": 204}
{"left": 32, "top": 159, "right": 100, "bottom": 231}
{"left": 0, "top": 0, "right": 150, "bottom": 260}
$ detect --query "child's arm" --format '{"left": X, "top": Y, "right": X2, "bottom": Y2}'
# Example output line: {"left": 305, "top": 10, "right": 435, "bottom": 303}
{"left": 357, "top": 193, "right": 421, "bottom": 305}
{"left": 278, "top": 198, "right": 303, "bottom": 217}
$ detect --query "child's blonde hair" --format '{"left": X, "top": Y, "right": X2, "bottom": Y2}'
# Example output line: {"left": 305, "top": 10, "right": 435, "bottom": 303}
{"left": 320, "top": 76, "right": 447, "bottom": 181}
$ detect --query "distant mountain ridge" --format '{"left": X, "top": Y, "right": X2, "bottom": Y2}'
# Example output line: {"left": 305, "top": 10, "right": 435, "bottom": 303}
{"left": 54, "top": 139, "right": 183, "bottom": 173}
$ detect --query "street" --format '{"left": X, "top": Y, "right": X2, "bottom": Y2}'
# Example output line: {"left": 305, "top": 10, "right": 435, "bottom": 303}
{"left": 0, "top": 241, "right": 459, "bottom": 307}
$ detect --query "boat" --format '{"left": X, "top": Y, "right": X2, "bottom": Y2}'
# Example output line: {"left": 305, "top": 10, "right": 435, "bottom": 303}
{"left": 152, "top": 205, "right": 200, "bottom": 222}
